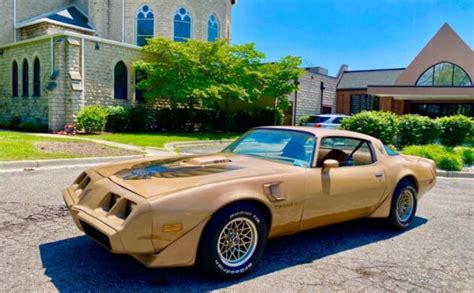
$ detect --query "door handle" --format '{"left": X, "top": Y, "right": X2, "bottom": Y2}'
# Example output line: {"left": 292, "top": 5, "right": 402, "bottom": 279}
{"left": 375, "top": 171, "right": 384, "bottom": 178}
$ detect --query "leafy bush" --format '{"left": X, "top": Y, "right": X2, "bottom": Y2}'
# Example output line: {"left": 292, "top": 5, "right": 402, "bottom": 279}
{"left": 17, "top": 122, "right": 48, "bottom": 133}
{"left": 437, "top": 153, "right": 463, "bottom": 171}
{"left": 129, "top": 105, "right": 152, "bottom": 132}
{"left": 105, "top": 106, "right": 130, "bottom": 132}
{"left": 298, "top": 115, "right": 311, "bottom": 126}
{"left": 340, "top": 111, "right": 399, "bottom": 145}
{"left": 5, "top": 116, "right": 22, "bottom": 129}
{"left": 455, "top": 147, "right": 474, "bottom": 165}
{"left": 437, "top": 115, "right": 473, "bottom": 147}
{"left": 76, "top": 105, "right": 108, "bottom": 133}
{"left": 402, "top": 144, "right": 463, "bottom": 171}
{"left": 398, "top": 114, "right": 439, "bottom": 147}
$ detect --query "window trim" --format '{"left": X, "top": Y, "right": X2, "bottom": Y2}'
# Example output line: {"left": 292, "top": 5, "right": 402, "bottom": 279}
{"left": 22, "top": 59, "right": 29, "bottom": 97}
{"left": 33, "top": 57, "right": 41, "bottom": 97}
{"left": 173, "top": 7, "right": 193, "bottom": 42}
{"left": 207, "top": 13, "right": 220, "bottom": 42}
{"left": 11, "top": 60, "right": 18, "bottom": 97}
{"left": 136, "top": 4, "right": 155, "bottom": 46}
{"left": 415, "top": 61, "right": 472, "bottom": 87}
{"left": 350, "top": 94, "right": 380, "bottom": 114}
{"left": 316, "top": 136, "right": 378, "bottom": 168}
{"left": 113, "top": 60, "right": 128, "bottom": 100}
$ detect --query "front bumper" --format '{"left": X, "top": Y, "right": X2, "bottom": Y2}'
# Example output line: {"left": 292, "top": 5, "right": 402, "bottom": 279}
{"left": 63, "top": 171, "right": 154, "bottom": 255}
{"left": 63, "top": 170, "right": 209, "bottom": 268}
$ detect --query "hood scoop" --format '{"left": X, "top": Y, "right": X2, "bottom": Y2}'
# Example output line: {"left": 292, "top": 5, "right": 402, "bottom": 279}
{"left": 181, "top": 156, "right": 232, "bottom": 167}
{"left": 113, "top": 155, "right": 238, "bottom": 180}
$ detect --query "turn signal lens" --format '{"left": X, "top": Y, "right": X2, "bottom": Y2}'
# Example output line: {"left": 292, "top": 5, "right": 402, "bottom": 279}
{"left": 314, "top": 123, "right": 322, "bottom": 128}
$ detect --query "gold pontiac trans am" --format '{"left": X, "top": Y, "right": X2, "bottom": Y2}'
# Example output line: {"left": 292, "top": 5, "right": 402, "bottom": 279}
{"left": 64, "top": 127, "right": 437, "bottom": 278}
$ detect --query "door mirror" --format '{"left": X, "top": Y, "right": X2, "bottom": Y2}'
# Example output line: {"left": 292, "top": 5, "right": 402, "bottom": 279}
{"left": 322, "top": 159, "right": 339, "bottom": 173}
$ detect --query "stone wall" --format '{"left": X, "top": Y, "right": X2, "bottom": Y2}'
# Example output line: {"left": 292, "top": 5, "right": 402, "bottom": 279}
{"left": 89, "top": 0, "right": 232, "bottom": 44}
{"left": 82, "top": 39, "right": 153, "bottom": 108}
{"left": 289, "top": 70, "right": 339, "bottom": 121}
{"left": 19, "top": 23, "right": 93, "bottom": 41}
{"left": 1, "top": 0, "right": 232, "bottom": 46}
{"left": 0, "top": 39, "right": 52, "bottom": 126}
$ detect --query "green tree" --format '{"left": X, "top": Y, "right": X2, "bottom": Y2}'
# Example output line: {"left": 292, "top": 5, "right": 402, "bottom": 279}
{"left": 135, "top": 38, "right": 302, "bottom": 130}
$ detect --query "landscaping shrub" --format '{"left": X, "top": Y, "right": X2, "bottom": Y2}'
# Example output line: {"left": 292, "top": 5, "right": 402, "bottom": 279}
{"left": 76, "top": 105, "right": 108, "bottom": 133}
{"left": 402, "top": 144, "right": 463, "bottom": 171}
{"left": 398, "top": 114, "right": 439, "bottom": 147}
{"left": 129, "top": 104, "right": 152, "bottom": 132}
{"left": 17, "top": 122, "right": 48, "bottom": 133}
{"left": 105, "top": 106, "right": 130, "bottom": 132}
{"left": 340, "top": 111, "right": 399, "bottom": 145}
{"left": 437, "top": 153, "right": 463, "bottom": 171}
{"left": 437, "top": 115, "right": 473, "bottom": 147}
{"left": 5, "top": 116, "right": 22, "bottom": 130}
{"left": 455, "top": 147, "right": 474, "bottom": 165}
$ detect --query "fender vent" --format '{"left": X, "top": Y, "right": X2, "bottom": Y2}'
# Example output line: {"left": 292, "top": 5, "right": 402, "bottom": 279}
{"left": 263, "top": 182, "right": 285, "bottom": 201}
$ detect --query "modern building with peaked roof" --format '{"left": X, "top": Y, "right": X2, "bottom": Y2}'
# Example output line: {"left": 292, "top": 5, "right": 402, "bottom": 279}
{"left": 0, "top": 0, "right": 234, "bottom": 131}
{"left": 336, "top": 23, "right": 474, "bottom": 117}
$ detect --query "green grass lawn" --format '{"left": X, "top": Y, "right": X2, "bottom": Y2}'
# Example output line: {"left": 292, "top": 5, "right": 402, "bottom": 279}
{"left": 82, "top": 132, "right": 240, "bottom": 148}
{"left": 0, "top": 131, "right": 80, "bottom": 161}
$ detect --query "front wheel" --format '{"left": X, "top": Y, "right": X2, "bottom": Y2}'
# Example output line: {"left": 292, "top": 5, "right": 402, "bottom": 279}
{"left": 388, "top": 180, "right": 417, "bottom": 229}
{"left": 197, "top": 203, "right": 268, "bottom": 278}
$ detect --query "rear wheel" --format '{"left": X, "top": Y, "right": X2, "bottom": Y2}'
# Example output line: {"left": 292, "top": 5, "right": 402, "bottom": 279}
{"left": 388, "top": 180, "right": 417, "bottom": 229}
{"left": 197, "top": 203, "right": 268, "bottom": 278}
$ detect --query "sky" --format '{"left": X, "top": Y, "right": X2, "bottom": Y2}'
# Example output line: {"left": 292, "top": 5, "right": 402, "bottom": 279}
{"left": 231, "top": 0, "right": 474, "bottom": 76}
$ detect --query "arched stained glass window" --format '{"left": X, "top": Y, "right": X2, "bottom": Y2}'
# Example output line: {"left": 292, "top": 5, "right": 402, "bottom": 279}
{"left": 12, "top": 61, "right": 18, "bottom": 97}
{"left": 22, "top": 59, "right": 29, "bottom": 97}
{"left": 33, "top": 58, "right": 41, "bottom": 97}
{"left": 136, "top": 5, "right": 154, "bottom": 46}
{"left": 174, "top": 8, "right": 192, "bottom": 42}
{"left": 114, "top": 61, "right": 128, "bottom": 100}
{"left": 208, "top": 14, "right": 219, "bottom": 42}
{"left": 416, "top": 62, "right": 472, "bottom": 86}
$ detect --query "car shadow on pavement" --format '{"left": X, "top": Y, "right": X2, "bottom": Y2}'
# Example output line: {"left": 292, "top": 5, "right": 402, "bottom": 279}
{"left": 39, "top": 216, "right": 427, "bottom": 291}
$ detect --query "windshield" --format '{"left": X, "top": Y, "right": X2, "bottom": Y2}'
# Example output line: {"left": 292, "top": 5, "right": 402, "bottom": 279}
{"left": 224, "top": 129, "right": 316, "bottom": 168}
{"left": 308, "top": 116, "right": 331, "bottom": 123}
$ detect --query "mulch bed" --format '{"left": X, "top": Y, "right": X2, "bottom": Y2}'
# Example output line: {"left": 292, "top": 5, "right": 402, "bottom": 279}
{"left": 34, "top": 142, "right": 142, "bottom": 157}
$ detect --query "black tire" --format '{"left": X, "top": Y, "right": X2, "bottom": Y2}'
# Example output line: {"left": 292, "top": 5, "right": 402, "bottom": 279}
{"left": 197, "top": 202, "right": 268, "bottom": 278}
{"left": 388, "top": 180, "right": 418, "bottom": 229}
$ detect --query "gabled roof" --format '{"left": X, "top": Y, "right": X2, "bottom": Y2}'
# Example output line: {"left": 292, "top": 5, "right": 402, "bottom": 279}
{"left": 16, "top": 5, "right": 94, "bottom": 32}
{"left": 337, "top": 68, "right": 405, "bottom": 89}
{"left": 395, "top": 23, "right": 474, "bottom": 85}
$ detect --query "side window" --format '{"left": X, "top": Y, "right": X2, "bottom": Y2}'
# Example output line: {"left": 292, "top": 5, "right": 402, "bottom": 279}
{"left": 318, "top": 137, "right": 375, "bottom": 167}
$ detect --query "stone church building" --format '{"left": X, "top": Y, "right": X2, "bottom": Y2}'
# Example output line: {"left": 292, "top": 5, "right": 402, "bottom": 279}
{"left": 0, "top": 0, "right": 234, "bottom": 131}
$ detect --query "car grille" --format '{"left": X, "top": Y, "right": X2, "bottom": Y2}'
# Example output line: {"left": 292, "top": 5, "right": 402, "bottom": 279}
{"left": 80, "top": 220, "right": 111, "bottom": 250}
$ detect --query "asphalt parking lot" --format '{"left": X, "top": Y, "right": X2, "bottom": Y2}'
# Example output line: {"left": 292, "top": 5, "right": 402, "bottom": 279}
{"left": 1, "top": 164, "right": 473, "bottom": 292}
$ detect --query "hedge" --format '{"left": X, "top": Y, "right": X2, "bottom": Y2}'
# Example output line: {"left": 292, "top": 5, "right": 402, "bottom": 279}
{"left": 83, "top": 105, "right": 283, "bottom": 133}
{"left": 398, "top": 114, "right": 439, "bottom": 147}
{"left": 437, "top": 115, "right": 474, "bottom": 147}
{"left": 401, "top": 144, "right": 470, "bottom": 171}
{"left": 339, "top": 111, "right": 399, "bottom": 145}
{"left": 341, "top": 111, "right": 473, "bottom": 148}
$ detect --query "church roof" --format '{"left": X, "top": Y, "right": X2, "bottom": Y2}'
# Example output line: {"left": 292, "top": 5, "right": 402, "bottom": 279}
{"left": 337, "top": 68, "right": 405, "bottom": 89}
{"left": 16, "top": 5, "right": 94, "bottom": 32}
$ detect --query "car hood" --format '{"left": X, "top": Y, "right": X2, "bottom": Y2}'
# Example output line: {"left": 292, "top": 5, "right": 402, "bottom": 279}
{"left": 92, "top": 153, "right": 291, "bottom": 198}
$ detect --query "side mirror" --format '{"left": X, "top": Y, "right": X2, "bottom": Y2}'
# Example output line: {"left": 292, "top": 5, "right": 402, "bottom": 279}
{"left": 322, "top": 159, "right": 339, "bottom": 173}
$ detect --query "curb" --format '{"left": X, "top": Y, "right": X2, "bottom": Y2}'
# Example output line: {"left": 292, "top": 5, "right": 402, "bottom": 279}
{"left": 0, "top": 155, "right": 149, "bottom": 170}
{"left": 436, "top": 170, "right": 474, "bottom": 179}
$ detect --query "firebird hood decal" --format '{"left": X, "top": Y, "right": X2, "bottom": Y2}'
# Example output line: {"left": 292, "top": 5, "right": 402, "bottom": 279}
{"left": 114, "top": 157, "right": 242, "bottom": 180}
